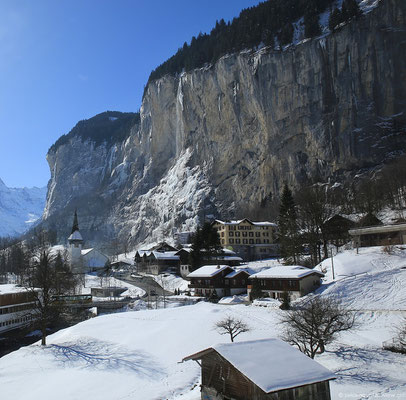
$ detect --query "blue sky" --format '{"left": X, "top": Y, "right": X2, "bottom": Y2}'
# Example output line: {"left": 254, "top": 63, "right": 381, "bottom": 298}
{"left": 0, "top": 0, "right": 261, "bottom": 188}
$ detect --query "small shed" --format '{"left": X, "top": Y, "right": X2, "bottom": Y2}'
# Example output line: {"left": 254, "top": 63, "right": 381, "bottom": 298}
{"left": 183, "top": 339, "right": 335, "bottom": 400}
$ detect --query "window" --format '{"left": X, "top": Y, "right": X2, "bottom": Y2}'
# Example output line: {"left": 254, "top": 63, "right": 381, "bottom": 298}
{"left": 221, "top": 239, "right": 225, "bottom": 244}
{"left": 221, "top": 232, "right": 224, "bottom": 237}
{"left": 243, "top": 239, "right": 248, "bottom": 244}
{"left": 249, "top": 232, "right": 254, "bottom": 237}
{"left": 229, "top": 231, "right": 234, "bottom": 237}
{"left": 242, "top": 232, "right": 247, "bottom": 237}
{"left": 255, "top": 232, "right": 260, "bottom": 237}
{"left": 235, "top": 232, "right": 240, "bottom": 237}
{"left": 249, "top": 239, "right": 254, "bottom": 244}
{"left": 236, "top": 239, "right": 241, "bottom": 244}
{"left": 256, "top": 239, "right": 260, "bottom": 244}
{"left": 229, "top": 239, "right": 234, "bottom": 244}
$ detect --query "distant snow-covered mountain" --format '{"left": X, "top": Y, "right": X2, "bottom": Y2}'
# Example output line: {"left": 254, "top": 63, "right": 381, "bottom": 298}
{"left": 0, "top": 178, "right": 47, "bottom": 237}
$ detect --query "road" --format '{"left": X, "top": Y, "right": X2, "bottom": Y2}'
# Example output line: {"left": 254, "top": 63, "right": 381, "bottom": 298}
{"left": 119, "top": 273, "right": 173, "bottom": 298}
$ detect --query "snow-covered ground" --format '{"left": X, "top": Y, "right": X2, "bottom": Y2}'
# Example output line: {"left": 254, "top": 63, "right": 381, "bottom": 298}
{"left": 0, "top": 246, "right": 405, "bottom": 399}
{"left": 81, "top": 274, "right": 146, "bottom": 299}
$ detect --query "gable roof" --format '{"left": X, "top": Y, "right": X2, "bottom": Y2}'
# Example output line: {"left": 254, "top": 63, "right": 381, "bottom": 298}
{"left": 183, "top": 339, "right": 335, "bottom": 393}
{"left": 214, "top": 218, "right": 277, "bottom": 227}
{"left": 81, "top": 248, "right": 94, "bottom": 256}
{"left": 187, "top": 265, "right": 233, "bottom": 278}
{"left": 225, "top": 269, "right": 251, "bottom": 278}
{"left": 249, "top": 266, "right": 324, "bottom": 279}
{"left": 152, "top": 251, "right": 179, "bottom": 260}
{"left": 68, "top": 230, "right": 83, "bottom": 241}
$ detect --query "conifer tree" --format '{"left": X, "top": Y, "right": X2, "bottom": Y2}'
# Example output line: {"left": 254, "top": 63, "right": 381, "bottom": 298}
{"left": 342, "top": 0, "right": 361, "bottom": 19}
{"left": 304, "top": 11, "right": 322, "bottom": 38}
{"left": 328, "top": 7, "right": 342, "bottom": 31}
{"left": 278, "top": 184, "right": 300, "bottom": 264}
{"left": 189, "top": 222, "right": 222, "bottom": 271}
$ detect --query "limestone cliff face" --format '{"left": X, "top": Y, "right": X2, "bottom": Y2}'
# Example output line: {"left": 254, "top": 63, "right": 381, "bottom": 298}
{"left": 44, "top": 0, "right": 406, "bottom": 247}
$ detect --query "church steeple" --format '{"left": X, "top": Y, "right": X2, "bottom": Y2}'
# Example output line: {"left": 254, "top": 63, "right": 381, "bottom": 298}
{"left": 71, "top": 209, "right": 79, "bottom": 234}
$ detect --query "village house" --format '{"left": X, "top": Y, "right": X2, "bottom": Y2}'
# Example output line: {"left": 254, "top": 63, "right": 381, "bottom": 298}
{"left": 187, "top": 265, "right": 250, "bottom": 297}
{"left": 182, "top": 338, "right": 335, "bottom": 400}
{"left": 0, "top": 285, "right": 39, "bottom": 334}
{"left": 212, "top": 219, "right": 278, "bottom": 261}
{"left": 177, "top": 247, "right": 243, "bottom": 279}
{"left": 135, "top": 242, "right": 180, "bottom": 275}
{"left": 248, "top": 266, "right": 324, "bottom": 301}
{"left": 349, "top": 222, "right": 406, "bottom": 248}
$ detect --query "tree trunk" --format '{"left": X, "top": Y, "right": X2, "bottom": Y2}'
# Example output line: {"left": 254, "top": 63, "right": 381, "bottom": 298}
{"left": 318, "top": 339, "right": 325, "bottom": 354}
{"left": 41, "top": 321, "right": 47, "bottom": 346}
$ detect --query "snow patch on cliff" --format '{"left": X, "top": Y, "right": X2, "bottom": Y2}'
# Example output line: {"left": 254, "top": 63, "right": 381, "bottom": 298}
{"left": 127, "top": 149, "right": 211, "bottom": 246}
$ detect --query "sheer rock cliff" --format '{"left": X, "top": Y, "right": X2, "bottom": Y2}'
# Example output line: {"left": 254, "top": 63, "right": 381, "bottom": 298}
{"left": 43, "top": 0, "right": 406, "bottom": 247}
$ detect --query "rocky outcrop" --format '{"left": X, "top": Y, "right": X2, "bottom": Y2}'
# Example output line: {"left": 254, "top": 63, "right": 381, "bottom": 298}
{"left": 43, "top": 0, "right": 406, "bottom": 248}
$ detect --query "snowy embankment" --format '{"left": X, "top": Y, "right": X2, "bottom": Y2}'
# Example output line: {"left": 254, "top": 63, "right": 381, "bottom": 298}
{"left": 316, "top": 246, "right": 406, "bottom": 310}
{"left": 0, "top": 247, "right": 405, "bottom": 399}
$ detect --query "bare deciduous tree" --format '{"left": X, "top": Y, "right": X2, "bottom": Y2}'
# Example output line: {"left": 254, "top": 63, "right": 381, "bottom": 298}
{"left": 215, "top": 316, "right": 250, "bottom": 342}
{"left": 280, "top": 296, "right": 357, "bottom": 358}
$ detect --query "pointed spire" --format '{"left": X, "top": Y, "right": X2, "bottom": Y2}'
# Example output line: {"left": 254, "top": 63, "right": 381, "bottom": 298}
{"left": 71, "top": 209, "right": 79, "bottom": 234}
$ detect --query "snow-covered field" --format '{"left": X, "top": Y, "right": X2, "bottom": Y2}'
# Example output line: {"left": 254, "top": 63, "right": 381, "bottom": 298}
{"left": 0, "top": 246, "right": 405, "bottom": 399}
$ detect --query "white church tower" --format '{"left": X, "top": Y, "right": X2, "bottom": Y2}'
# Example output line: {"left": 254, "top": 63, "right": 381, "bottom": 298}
{"left": 68, "top": 210, "right": 84, "bottom": 273}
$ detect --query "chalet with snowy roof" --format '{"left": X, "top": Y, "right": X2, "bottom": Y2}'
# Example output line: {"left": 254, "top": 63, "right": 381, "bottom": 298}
{"left": 135, "top": 248, "right": 180, "bottom": 275}
{"left": 349, "top": 222, "right": 406, "bottom": 248}
{"left": 68, "top": 211, "right": 109, "bottom": 273}
{"left": 248, "top": 266, "right": 324, "bottom": 301}
{"left": 183, "top": 338, "right": 335, "bottom": 400}
{"left": 188, "top": 265, "right": 250, "bottom": 297}
{"left": 212, "top": 218, "right": 278, "bottom": 260}
{"left": 177, "top": 247, "right": 243, "bottom": 279}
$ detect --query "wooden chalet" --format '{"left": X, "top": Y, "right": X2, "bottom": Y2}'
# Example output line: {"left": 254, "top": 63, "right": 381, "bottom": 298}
{"left": 248, "top": 266, "right": 324, "bottom": 301}
{"left": 187, "top": 265, "right": 250, "bottom": 297}
{"left": 183, "top": 339, "right": 335, "bottom": 400}
{"left": 177, "top": 248, "right": 243, "bottom": 279}
{"left": 135, "top": 250, "right": 180, "bottom": 275}
{"left": 322, "top": 215, "right": 356, "bottom": 247}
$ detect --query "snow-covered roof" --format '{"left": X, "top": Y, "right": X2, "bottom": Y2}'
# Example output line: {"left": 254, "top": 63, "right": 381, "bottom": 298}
{"left": 225, "top": 269, "right": 251, "bottom": 278}
{"left": 175, "top": 247, "right": 192, "bottom": 254}
{"left": 219, "top": 256, "right": 243, "bottom": 262}
{"left": 349, "top": 223, "right": 406, "bottom": 236}
{"left": 250, "top": 266, "right": 324, "bottom": 279}
{"left": 152, "top": 251, "right": 180, "bottom": 260}
{"left": 0, "top": 284, "right": 29, "bottom": 295}
{"left": 187, "top": 265, "right": 232, "bottom": 278}
{"left": 183, "top": 339, "right": 335, "bottom": 393}
{"left": 81, "top": 248, "right": 93, "bottom": 256}
{"left": 68, "top": 230, "right": 83, "bottom": 241}
{"left": 214, "top": 218, "right": 277, "bottom": 227}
